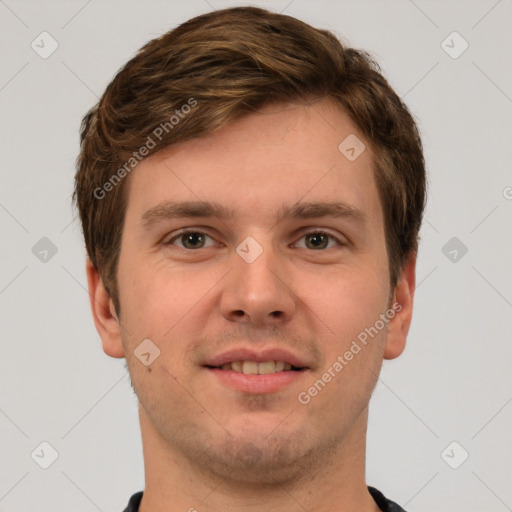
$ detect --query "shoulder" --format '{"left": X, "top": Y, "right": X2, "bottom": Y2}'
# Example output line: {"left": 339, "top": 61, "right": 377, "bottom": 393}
{"left": 368, "top": 486, "right": 408, "bottom": 512}
{"left": 122, "top": 491, "right": 143, "bottom": 512}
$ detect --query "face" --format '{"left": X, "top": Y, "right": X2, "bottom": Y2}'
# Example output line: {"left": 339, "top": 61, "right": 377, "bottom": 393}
{"left": 89, "top": 98, "right": 414, "bottom": 485}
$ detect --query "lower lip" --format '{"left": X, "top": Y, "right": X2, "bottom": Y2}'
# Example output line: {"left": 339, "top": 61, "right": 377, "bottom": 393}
{"left": 205, "top": 368, "right": 307, "bottom": 394}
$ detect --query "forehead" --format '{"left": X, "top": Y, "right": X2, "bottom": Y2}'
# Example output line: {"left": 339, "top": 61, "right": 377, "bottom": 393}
{"left": 124, "top": 99, "right": 381, "bottom": 227}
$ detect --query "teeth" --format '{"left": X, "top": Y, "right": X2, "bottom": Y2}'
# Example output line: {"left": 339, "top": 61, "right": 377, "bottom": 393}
{"left": 242, "top": 361, "right": 259, "bottom": 374}
{"left": 223, "top": 360, "right": 295, "bottom": 374}
{"left": 231, "top": 361, "right": 243, "bottom": 372}
{"left": 258, "top": 361, "right": 275, "bottom": 375}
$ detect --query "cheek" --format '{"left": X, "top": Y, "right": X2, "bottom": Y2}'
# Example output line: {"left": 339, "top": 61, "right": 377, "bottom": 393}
{"left": 301, "top": 275, "right": 389, "bottom": 409}
{"left": 117, "top": 255, "right": 223, "bottom": 341}
{"left": 298, "top": 264, "right": 389, "bottom": 339}
{"left": 116, "top": 264, "right": 209, "bottom": 389}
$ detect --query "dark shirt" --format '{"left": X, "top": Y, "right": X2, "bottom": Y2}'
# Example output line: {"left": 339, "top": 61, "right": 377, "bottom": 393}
{"left": 122, "top": 486, "right": 407, "bottom": 511}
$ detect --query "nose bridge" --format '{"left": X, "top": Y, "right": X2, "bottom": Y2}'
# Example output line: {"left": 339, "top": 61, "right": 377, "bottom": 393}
{"left": 220, "top": 235, "right": 295, "bottom": 324}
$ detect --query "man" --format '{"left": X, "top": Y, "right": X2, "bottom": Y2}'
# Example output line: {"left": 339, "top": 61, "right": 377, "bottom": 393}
{"left": 74, "top": 6, "right": 425, "bottom": 511}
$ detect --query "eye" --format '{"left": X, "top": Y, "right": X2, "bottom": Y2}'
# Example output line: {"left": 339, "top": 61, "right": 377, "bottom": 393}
{"left": 294, "top": 230, "right": 344, "bottom": 250}
{"left": 167, "top": 230, "right": 216, "bottom": 250}
{"left": 165, "top": 229, "right": 345, "bottom": 251}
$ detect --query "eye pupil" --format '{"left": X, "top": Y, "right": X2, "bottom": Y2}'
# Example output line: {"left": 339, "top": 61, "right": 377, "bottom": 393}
{"left": 183, "top": 232, "right": 205, "bottom": 249}
{"left": 306, "top": 233, "right": 329, "bottom": 250}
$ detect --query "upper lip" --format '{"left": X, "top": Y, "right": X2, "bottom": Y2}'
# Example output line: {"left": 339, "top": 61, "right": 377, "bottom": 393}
{"left": 203, "top": 347, "right": 310, "bottom": 369}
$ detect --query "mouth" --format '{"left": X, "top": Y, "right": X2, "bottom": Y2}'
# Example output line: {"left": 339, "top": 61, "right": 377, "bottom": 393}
{"left": 204, "top": 360, "right": 307, "bottom": 374}
{"left": 202, "top": 348, "right": 311, "bottom": 394}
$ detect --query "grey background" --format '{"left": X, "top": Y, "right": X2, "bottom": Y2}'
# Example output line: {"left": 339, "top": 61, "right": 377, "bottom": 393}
{"left": 1, "top": 0, "right": 511, "bottom": 510}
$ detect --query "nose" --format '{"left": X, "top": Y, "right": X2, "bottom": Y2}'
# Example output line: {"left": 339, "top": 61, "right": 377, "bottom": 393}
{"left": 219, "top": 241, "right": 296, "bottom": 326}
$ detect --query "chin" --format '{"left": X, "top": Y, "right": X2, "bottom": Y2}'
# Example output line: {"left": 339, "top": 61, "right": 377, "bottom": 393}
{"left": 194, "top": 427, "right": 339, "bottom": 486}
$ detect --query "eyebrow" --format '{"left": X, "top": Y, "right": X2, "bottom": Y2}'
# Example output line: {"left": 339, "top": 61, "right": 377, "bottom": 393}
{"left": 140, "top": 200, "right": 366, "bottom": 228}
{"left": 141, "top": 201, "right": 236, "bottom": 228}
{"left": 277, "top": 201, "right": 365, "bottom": 224}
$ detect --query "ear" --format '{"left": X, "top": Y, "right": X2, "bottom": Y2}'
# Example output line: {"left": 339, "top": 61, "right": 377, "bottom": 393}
{"left": 383, "top": 253, "right": 416, "bottom": 360}
{"left": 85, "top": 259, "right": 125, "bottom": 358}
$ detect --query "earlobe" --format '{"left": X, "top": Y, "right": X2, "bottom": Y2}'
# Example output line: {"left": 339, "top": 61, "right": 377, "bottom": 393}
{"left": 85, "top": 260, "right": 125, "bottom": 359}
{"left": 383, "top": 254, "right": 416, "bottom": 360}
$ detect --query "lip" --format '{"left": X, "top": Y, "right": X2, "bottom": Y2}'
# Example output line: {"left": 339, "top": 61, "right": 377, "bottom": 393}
{"left": 202, "top": 347, "right": 310, "bottom": 369}
{"left": 205, "top": 367, "right": 309, "bottom": 394}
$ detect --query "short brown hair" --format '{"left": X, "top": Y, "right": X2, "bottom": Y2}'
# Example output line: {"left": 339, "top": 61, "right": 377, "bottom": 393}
{"left": 74, "top": 6, "right": 426, "bottom": 311}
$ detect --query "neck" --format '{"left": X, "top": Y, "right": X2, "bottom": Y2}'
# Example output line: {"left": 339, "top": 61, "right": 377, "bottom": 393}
{"left": 138, "top": 405, "right": 380, "bottom": 512}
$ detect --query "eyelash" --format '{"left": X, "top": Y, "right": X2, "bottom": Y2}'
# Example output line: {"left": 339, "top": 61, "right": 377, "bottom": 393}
{"left": 166, "top": 229, "right": 346, "bottom": 250}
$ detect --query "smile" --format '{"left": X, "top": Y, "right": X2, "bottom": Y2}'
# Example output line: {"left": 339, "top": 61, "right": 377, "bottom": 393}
{"left": 207, "top": 360, "right": 305, "bottom": 374}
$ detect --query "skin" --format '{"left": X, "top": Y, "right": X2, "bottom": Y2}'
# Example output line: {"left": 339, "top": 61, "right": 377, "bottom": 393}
{"left": 87, "top": 98, "right": 416, "bottom": 512}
